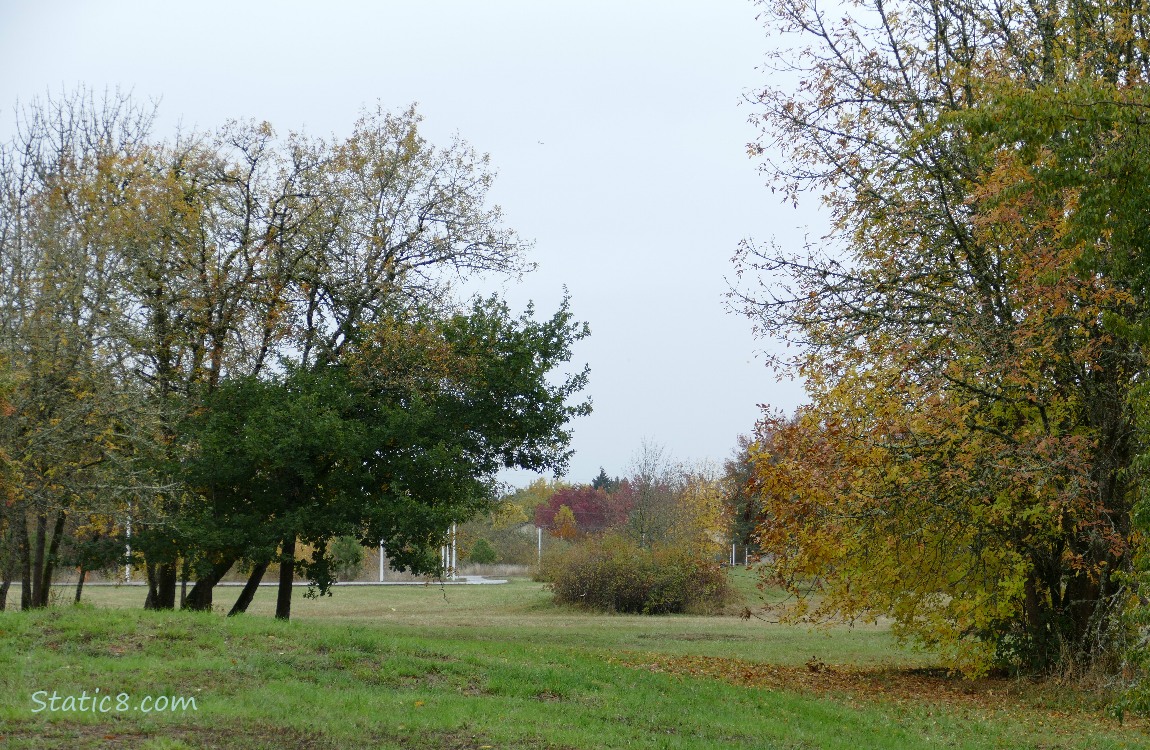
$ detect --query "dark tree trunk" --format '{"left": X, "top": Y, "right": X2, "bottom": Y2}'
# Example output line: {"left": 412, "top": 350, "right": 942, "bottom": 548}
{"left": 182, "top": 557, "right": 237, "bottom": 611}
{"left": 30, "top": 513, "right": 46, "bottom": 608}
{"left": 180, "top": 558, "right": 189, "bottom": 608}
{"left": 155, "top": 562, "right": 178, "bottom": 609}
{"left": 144, "top": 562, "right": 159, "bottom": 610}
{"left": 275, "top": 537, "right": 295, "bottom": 621}
{"left": 20, "top": 533, "right": 31, "bottom": 607}
{"left": 228, "top": 560, "right": 269, "bottom": 617}
{"left": 0, "top": 520, "right": 16, "bottom": 611}
{"left": 18, "top": 506, "right": 32, "bottom": 610}
{"left": 37, "top": 511, "right": 67, "bottom": 607}
{"left": 74, "top": 568, "right": 85, "bottom": 604}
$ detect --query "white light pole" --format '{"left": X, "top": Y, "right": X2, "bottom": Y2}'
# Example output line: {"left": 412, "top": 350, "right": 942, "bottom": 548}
{"left": 378, "top": 541, "right": 386, "bottom": 582}
{"left": 440, "top": 525, "right": 458, "bottom": 580}
{"left": 447, "top": 523, "right": 457, "bottom": 580}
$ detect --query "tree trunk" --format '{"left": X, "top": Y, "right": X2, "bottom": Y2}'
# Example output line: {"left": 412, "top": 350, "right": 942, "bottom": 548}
{"left": 180, "top": 558, "right": 189, "bottom": 608}
{"left": 182, "top": 557, "right": 237, "bottom": 611}
{"left": 19, "top": 506, "right": 32, "bottom": 610}
{"left": 144, "top": 562, "right": 158, "bottom": 610}
{"left": 1, "top": 520, "right": 17, "bottom": 611}
{"left": 155, "top": 562, "right": 178, "bottom": 609}
{"left": 228, "top": 560, "right": 269, "bottom": 617}
{"left": 37, "top": 511, "right": 67, "bottom": 607}
{"left": 275, "top": 537, "right": 295, "bottom": 621}
{"left": 30, "top": 513, "right": 46, "bottom": 608}
{"left": 74, "top": 567, "right": 86, "bottom": 604}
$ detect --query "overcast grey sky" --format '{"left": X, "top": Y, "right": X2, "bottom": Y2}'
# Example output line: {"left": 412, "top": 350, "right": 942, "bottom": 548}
{"left": 0, "top": 0, "right": 816, "bottom": 485}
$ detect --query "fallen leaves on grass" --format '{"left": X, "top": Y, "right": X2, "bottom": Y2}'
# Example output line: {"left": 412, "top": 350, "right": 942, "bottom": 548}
{"left": 610, "top": 652, "right": 1148, "bottom": 737}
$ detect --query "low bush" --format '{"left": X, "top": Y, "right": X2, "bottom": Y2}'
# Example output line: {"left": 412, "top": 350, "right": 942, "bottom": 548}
{"left": 469, "top": 537, "right": 499, "bottom": 564}
{"left": 546, "top": 534, "right": 732, "bottom": 614}
{"left": 329, "top": 535, "right": 366, "bottom": 581}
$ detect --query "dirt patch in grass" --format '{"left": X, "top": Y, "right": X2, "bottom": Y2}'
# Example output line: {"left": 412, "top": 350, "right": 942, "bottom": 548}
{"left": 634, "top": 632, "right": 750, "bottom": 643}
{"left": 0, "top": 720, "right": 336, "bottom": 749}
{"left": 614, "top": 653, "right": 1150, "bottom": 737}
{"left": 0, "top": 720, "right": 571, "bottom": 750}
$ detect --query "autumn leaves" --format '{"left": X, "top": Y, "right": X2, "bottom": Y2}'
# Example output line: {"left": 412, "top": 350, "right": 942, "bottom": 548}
{"left": 735, "top": 0, "right": 1150, "bottom": 674}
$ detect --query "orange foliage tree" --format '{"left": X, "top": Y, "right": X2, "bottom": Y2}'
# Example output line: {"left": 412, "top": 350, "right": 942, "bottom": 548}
{"left": 734, "top": 0, "right": 1150, "bottom": 674}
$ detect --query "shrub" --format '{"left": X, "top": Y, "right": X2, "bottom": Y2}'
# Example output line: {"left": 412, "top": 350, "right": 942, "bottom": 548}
{"left": 546, "top": 533, "right": 731, "bottom": 614}
{"left": 469, "top": 537, "right": 498, "bottom": 564}
{"left": 329, "top": 535, "right": 365, "bottom": 581}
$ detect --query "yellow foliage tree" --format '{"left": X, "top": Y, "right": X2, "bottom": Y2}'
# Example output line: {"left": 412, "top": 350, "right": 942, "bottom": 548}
{"left": 551, "top": 505, "right": 579, "bottom": 541}
{"left": 734, "top": 0, "right": 1150, "bottom": 675}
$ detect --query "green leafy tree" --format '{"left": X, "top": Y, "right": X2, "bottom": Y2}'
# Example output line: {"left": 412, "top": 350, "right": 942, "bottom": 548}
{"left": 591, "top": 467, "right": 619, "bottom": 493}
{"left": 468, "top": 538, "right": 498, "bottom": 565}
{"left": 179, "top": 296, "right": 589, "bottom": 620}
{"left": 329, "top": 536, "right": 366, "bottom": 581}
{"left": 722, "top": 435, "right": 759, "bottom": 550}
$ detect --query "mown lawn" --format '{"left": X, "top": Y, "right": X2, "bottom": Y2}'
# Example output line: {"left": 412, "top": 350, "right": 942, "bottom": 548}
{"left": 0, "top": 573, "right": 1146, "bottom": 749}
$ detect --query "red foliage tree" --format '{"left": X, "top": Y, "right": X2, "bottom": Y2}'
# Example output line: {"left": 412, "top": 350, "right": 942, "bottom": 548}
{"left": 534, "top": 485, "right": 631, "bottom": 533}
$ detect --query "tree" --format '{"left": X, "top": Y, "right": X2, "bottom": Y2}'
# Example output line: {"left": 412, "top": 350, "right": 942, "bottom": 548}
{"left": 0, "top": 369, "right": 18, "bottom": 609}
{"left": 60, "top": 518, "right": 125, "bottom": 604}
{"left": 0, "top": 89, "right": 160, "bottom": 609}
{"left": 501, "top": 478, "right": 566, "bottom": 523}
{"left": 455, "top": 479, "right": 570, "bottom": 566}
{"left": 468, "top": 538, "right": 498, "bottom": 565}
{"left": 622, "top": 441, "right": 680, "bottom": 548}
{"left": 550, "top": 505, "right": 579, "bottom": 541}
{"left": 534, "top": 485, "right": 629, "bottom": 535}
{"left": 722, "top": 435, "right": 760, "bottom": 550}
{"left": 732, "top": 0, "right": 1150, "bottom": 673}
{"left": 0, "top": 91, "right": 546, "bottom": 612}
{"left": 178, "top": 366, "right": 370, "bottom": 617}
{"left": 591, "top": 467, "right": 620, "bottom": 493}
{"left": 669, "top": 468, "right": 729, "bottom": 559}
{"left": 180, "top": 296, "right": 589, "bottom": 620}
{"left": 532, "top": 451, "right": 729, "bottom": 556}
{"left": 329, "top": 536, "right": 366, "bottom": 581}
{"left": 294, "top": 104, "right": 532, "bottom": 366}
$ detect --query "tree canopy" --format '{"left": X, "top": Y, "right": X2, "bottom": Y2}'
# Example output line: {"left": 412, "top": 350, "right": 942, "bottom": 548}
{"left": 0, "top": 89, "right": 590, "bottom": 615}
{"left": 734, "top": 0, "right": 1150, "bottom": 674}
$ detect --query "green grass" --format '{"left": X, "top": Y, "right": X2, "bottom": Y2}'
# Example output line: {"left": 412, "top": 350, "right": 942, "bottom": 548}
{"left": 0, "top": 577, "right": 1146, "bottom": 749}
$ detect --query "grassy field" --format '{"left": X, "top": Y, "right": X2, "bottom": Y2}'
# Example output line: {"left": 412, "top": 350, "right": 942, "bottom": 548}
{"left": 1, "top": 571, "right": 1147, "bottom": 749}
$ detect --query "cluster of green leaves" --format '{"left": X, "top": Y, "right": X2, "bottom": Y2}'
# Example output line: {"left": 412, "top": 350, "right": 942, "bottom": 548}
{"left": 467, "top": 538, "right": 498, "bottom": 565}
